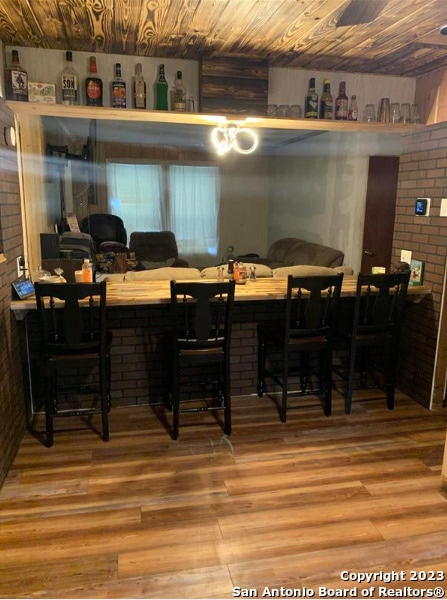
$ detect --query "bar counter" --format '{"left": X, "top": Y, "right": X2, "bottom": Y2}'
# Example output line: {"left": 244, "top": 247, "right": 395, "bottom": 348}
{"left": 11, "top": 275, "right": 432, "bottom": 413}
{"left": 11, "top": 275, "right": 432, "bottom": 316}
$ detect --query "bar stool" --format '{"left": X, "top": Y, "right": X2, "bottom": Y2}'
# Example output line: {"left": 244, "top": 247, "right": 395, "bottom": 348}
{"left": 34, "top": 281, "right": 112, "bottom": 447}
{"left": 335, "top": 271, "right": 410, "bottom": 414}
{"left": 257, "top": 273, "right": 344, "bottom": 422}
{"left": 168, "top": 279, "right": 235, "bottom": 440}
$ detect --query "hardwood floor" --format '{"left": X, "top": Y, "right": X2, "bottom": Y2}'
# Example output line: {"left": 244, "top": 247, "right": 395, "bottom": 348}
{"left": 1, "top": 390, "right": 447, "bottom": 599}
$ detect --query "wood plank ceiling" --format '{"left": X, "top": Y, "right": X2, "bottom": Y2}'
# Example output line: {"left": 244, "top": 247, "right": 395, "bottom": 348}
{"left": 0, "top": 0, "right": 447, "bottom": 77}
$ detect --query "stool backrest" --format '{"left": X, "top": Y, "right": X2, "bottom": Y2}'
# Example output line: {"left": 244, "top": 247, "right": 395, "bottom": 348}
{"left": 169, "top": 280, "right": 235, "bottom": 351}
{"left": 286, "top": 273, "right": 344, "bottom": 340}
{"left": 353, "top": 271, "right": 410, "bottom": 335}
{"left": 34, "top": 282, "right": 107, "bottom": 353}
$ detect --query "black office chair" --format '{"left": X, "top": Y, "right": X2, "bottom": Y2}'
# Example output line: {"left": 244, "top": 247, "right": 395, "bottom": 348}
{"left": 34, "top": 281, "right": 112, "bottom": 447}
{"left": 257, "top": 273, "right": 344, "bottom": 422}
{"left": 168, "top": 279, "right": 235, "bottom": 440}
{"left": 335, "top": 271, "right": 410, "bottom": 414}
{"left": 79, "top": 214, "right": 128, "bottom": 254}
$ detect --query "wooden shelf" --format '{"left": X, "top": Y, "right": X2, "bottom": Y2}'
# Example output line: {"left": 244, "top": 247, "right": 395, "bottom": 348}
{"left": 6, "top": 101, "right": 425, "bottom": 135}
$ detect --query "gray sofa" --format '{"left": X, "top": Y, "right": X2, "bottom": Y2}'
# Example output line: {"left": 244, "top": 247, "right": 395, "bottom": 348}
{"left": 243, "top": 237, "right": 344, "bottom": 269}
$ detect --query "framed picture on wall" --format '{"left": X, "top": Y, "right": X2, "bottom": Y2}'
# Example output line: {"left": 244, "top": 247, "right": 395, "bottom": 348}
{"left": 409, "top": 259, "right": 424, "bottom": 286}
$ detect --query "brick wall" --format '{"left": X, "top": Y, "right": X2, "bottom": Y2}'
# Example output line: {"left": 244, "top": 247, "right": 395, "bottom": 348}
{"left": 0, "top": 98, "right": 27, "bottom": 488}
{"left": 393, "top": 124, "right": 447, "bottom": 408}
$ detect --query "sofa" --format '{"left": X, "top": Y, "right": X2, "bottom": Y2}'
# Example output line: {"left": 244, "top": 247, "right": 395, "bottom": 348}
{"left": 242, "top": 237, "right": 345, "bottom": 269}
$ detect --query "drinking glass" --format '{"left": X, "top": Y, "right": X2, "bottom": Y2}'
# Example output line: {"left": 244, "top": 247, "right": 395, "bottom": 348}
{"left": 390, "top": 103, "right": 400, "bottom": 124}
{"left": 267, "top": 104, "right": 278, "bottom": 117}
{"left": 411, "top": 103, "right": 420, "bottom": 124}
{"left": 277, "top": 105, "right": 290, "bottom": 118}
{"left": 363, "top": 104, "right": 376, "bottom": 122}
{"left": 290, "top": 104, "right": 303, "bottom": 118}
{"left": 378, "top": 97, "right": 390, "bottom": 122}
{"left": 401, "top": 103, "right": 411, "bottom": 124}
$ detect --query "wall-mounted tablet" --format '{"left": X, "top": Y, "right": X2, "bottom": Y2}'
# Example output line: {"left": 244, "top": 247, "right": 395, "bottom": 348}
{"left": 12, "top": 278, "right": 35, "bottom": 300}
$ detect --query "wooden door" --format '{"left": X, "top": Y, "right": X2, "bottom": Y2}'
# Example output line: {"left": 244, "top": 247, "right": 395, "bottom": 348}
{"left": 361, "top": 155, "right": 400, "bottom": 273}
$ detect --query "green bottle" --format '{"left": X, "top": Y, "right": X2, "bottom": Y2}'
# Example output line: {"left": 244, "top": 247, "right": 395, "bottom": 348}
{"left": 155, "top": 64, "right": 168, "bottom": 110}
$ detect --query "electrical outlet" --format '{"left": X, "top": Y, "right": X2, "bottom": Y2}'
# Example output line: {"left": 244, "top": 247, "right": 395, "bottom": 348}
{"left": 16, "top": 256, "right": 25, "bottom": 277}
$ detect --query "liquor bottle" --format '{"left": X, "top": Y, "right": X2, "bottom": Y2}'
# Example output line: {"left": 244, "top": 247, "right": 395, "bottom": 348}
{"left": 304, "top": 77, "right": 318, "bottom": 119}
{"left": 155, "top": 64, "right": 169, "bottom": 110}
{"left": 348, "top": 94, "right": 358, "bottom": 121}
{"left": 319, "top": 78, "right": 333, "bottom": 120}
{"left": 85, "top": 56, "right": 103, "bottom": 107}
{"left": 5, "top": 49, "right": 28, "bottom": 102}
{"left": 133, "top": 63, "right": 146, "bottom": 109}
{"left": 111, "top": 63, "right": 126, "bottom": 108}
{"left": 172, "top": 70, "right": 186, "bottom": 112}
{"left": 60, "top": 51, "right": 79, "bottom": 105}
{"left": 335, "top": 81, "right": 348, "bottom": 120}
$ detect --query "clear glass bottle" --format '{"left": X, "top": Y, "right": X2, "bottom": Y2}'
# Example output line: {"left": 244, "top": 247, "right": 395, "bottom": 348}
{"left": 319, "top": 78, "right": 333, "bottom": 120}
{"left": 133, "top": 63, "right": 146, "bottom": 109}
{"left": 155, "top": 64, "right": 168, "bottom": 110}
{"left": 335, "top": 81, "right": 348, "bottom": 120}
{"left": 60, "top": 51, "right": 79, "bottom": 105}
{"left": 304, "top": 77, "right": 318, "bottom": 119}
{"left": 5, "top": 49, "right": 28, "bottom": 102}
{"left": 111, "top": 63, "right": 126, "bottom": 108}
{"left": 85, "top": 56, "right": 103, "bottom": 107}
{"left": 348, "top": 94, "right": 358, "bottom": 121}
{"left": 172, "top": 70, "right": 186, "bottom": 112}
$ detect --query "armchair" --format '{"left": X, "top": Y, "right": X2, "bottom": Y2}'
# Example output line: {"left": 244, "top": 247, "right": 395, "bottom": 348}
{"left": 79, "top": 214, "right": 128, "bottom": 254}
{"left": 129, "top": 231, "right": 189, "bottom": 269}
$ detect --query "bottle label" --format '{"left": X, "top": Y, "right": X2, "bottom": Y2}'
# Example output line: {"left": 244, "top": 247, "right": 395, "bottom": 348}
{"left": 61, "top": 74, "right": 78, "bottom": 103}
{"left": 174, "top": 97, "right": 186, "bottom": 111}
{"left": 10, "top": 68, "right": 28, "bottom": 97}
{"left": 86, "top": 78, "right": 102, "bottom": 105}
{"left": 134, "top": 81, "right": 146, "bottom": 108}
{"left": 305, "top": 93, "right": 318, "bottom": 119}
{"left": 111, "top": 81, "right": 126, "bottom": 108}
{"left": 336, "top": 99, "right": 348, "bottom": 119}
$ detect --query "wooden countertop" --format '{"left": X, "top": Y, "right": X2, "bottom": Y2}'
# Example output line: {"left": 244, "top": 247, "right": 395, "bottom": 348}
{"left": 10, "top": 276, "right": 432, "bottom": 318}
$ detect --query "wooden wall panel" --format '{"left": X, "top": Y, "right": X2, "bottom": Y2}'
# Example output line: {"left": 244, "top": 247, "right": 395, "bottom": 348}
{"left": 200, "top": 56, "right": 268, "bottom": 116}
{"left": 415, "top": 68, "right": 447, "bottom": 125}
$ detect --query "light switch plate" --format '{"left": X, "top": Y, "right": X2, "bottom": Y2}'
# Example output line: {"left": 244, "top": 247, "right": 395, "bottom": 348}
{"left": 441, "top": 198, "right": 447, "bottom": 217}
{"left": 401, "top": 250, "right": 412, "bottom": 264}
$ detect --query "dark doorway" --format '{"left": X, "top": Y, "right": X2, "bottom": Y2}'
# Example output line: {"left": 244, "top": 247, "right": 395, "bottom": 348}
{"left": 361, "top": 155, "right": 400, "bottom": 273}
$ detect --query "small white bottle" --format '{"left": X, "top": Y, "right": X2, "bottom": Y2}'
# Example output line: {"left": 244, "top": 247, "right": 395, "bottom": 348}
{"left": 172, "top": 70, "right": 186, "bottom": 112}
{"left": 82, "top": 258, "right": 93, "bottom": 282}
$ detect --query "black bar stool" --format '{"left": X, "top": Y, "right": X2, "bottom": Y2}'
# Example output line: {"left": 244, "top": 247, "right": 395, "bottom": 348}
{"left": 168, "top": 279, "right": 235, "bottom": 440}
{"left": 335, "top": 271, "right": 410, "bottom": 414}
{"left": 34, "top": 281, "right": 112, "bottom": 447}
{"left": 257, "top": 273, "right": 344, "bottom": 422}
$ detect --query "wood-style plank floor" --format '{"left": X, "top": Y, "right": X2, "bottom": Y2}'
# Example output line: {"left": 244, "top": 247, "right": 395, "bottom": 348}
{"left": 1, "top": 390, "right": 447, "bottom": 599}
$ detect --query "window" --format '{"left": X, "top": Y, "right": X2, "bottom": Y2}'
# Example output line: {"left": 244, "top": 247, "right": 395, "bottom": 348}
{"left": 107, "top": 160, "right": 220, "bottom": 264}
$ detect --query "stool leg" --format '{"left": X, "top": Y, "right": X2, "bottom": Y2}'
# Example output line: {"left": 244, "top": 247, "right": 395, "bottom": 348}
{"left": 280, "top": 351, "right": 289, "bottom": 423}
{"left": 257, "top": 334, "right": 266, "bottom": 397}
{"left": 100, "top": 357, "right": 109, "bottom": 442}
{"left": 322, "top": 348, "right": 332, "bottom": 416}
{"left": 223, "top": 358, "right": 232, "bottom": 435}
{"left": 345, "top": 340, "right": 356, "bottom": 415}
{"left": 172, "top": 361, "right": 180, "bottom": 440}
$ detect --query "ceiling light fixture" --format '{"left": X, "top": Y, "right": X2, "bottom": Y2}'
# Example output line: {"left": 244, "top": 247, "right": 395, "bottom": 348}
{"left": 211, "top": 122, "right": 259, "bottom": 156}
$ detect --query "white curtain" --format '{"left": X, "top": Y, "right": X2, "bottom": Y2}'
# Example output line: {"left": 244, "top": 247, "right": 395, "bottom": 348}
{"left": 107, "top": 162, "right": 163, "bottom": 234}
{"left": 169, "top": 164, "right": 220, "bottom": 264}
{"left": 107, "top": 161, "right": 220, "bottom": 265}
